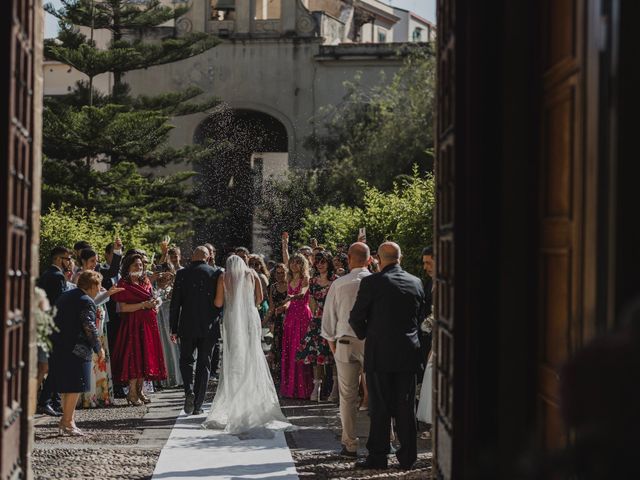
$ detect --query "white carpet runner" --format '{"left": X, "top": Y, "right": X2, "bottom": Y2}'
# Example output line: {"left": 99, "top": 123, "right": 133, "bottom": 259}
{"left": 151, "top": 406, "right": 299, "bottom": 480}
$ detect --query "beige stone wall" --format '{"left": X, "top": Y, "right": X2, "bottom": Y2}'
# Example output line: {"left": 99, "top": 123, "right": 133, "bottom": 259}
{"left": 123, "top": 39, "right": 403, "bottom": 176}
{"left": 43, "top": 61, "right": 113, "bottom": 96}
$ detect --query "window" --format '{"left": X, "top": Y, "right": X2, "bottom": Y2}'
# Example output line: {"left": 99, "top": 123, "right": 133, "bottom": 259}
{"left": 377, "top": 29, "right": 387, "bottom": 43}
{"left": 412, "top": 27, "right": 423, "bottom": 42}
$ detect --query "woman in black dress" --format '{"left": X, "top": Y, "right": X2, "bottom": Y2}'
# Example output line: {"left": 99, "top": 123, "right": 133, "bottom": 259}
{"left": 49, "top": 271, "right": 105, "bottom": 436}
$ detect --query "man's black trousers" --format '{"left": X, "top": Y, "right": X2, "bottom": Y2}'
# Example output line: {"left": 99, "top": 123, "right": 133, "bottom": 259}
{"left": 179, "top": 322, "right": 220, "bottom": 409}
{"left": 366, "top": 371, "right": 418, "bottom": 468}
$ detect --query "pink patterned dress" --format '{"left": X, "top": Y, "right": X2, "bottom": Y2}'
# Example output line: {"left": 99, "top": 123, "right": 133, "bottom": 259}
{"left": 280, "top": 280, "right": 313, "bottom": 398}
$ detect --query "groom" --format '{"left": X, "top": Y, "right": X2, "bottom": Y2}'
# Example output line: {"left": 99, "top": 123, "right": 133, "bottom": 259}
{"left": 170, "top": 246, "right": 223, "bottom": 415}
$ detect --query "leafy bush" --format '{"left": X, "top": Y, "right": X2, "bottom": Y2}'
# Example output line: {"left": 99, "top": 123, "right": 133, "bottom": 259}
{"left": 39, "top": 203, "right": 154, "bottom": 271}
{"left": 297, "top": 168, "right": 434, "bottom": 275}
{"left": 305, "top": 48, "right": 435, "bottom": 207}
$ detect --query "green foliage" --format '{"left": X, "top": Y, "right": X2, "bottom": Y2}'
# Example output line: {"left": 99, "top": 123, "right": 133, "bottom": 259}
{"left": 39, "top": 203, "right": 154, "bottom": 271}
{"left": 259, "top": 49, "right": 436, "bottom": 267}
{"left": 305, "top": 47, "right": 435, "bottom": 206}
{"left": 297, "top": 168, "right": 435, "bottom": 275}
{"left": 42, "top": 0, "right": 220, "bottom": 248}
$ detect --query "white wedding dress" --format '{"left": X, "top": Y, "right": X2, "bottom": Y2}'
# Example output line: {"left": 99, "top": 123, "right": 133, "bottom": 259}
{"left": 203, "top": 255, "right": 291, "bottom": 437}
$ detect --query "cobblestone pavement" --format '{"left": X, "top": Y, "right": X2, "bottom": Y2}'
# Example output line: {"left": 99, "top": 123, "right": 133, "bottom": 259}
{"left": 33, "top": 382, "right": 432, "bottom": 479}
{"left": 33, "top": 388, "right": 183, "bottom": 480}
{"left": 282, "top": 398, "right": 432, "bottom": 479}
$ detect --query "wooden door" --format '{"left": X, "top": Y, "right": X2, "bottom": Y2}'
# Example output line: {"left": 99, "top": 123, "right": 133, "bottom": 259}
{"left": 537, "top": 0, "right": 602, "bottom": 452}
{"left": 433, "top": 0, "right": 455, "bottom": 477}
{"left": 1, "top": 0, "right": 38, "bottom": 478}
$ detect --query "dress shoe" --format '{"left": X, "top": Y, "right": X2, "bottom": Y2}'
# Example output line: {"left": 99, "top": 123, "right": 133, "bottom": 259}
{"left": 339, "top": 446, "right": 358, "bottom": 458}
{"left": 184, "top": 392, "right": 195, "bottom": 415}
{"left": 39, "top": 404, "right": 62, "bottom": 417}
{"left": 354, "top": 457, "right": 388, "bottom": 470}
{"left": 192, "top": 408, "right": 204, "bottom": 415}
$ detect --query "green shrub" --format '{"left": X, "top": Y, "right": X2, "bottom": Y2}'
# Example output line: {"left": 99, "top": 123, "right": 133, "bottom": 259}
{"left": 39, "top": 203, "right": 154, "bottom": 272}
{"left": 297, "top": 167, "right": 434, "bottom": 275}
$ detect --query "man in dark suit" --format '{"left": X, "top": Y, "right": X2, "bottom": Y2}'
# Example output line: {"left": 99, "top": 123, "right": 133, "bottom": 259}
{"left": 170, "top": 246, "right": 223, "bottom": 415}
{"left": 36, "top": 246, "right": 73, "bottom": 416}
{"left": 99, "top": 240, "right": 123, "bottom": 349}
{"left": 349, "top": 242, "right": 426, "bottom": 470}
{"left": 99, "top": 240, "right": 124, "bottom": 396}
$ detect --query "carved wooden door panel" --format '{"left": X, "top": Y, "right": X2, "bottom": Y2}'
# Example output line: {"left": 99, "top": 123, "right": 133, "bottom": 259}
{"left": 433, "top": 0, "right": 455, "bottom": 477}
{"left": 537, "top": 0, "right": 591, "bottom": 452}
{"left": 1, "top": 0, "right": 37, "bottom": 478}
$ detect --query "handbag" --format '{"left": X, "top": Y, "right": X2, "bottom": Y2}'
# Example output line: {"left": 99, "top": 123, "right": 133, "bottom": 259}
{"left": 261, "top": 328, "right": 274, "bottom": 352}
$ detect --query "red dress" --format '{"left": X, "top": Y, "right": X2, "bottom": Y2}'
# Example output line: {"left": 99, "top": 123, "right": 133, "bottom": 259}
{"left": 111, "top": 279, "right": 167, "bottom": 382}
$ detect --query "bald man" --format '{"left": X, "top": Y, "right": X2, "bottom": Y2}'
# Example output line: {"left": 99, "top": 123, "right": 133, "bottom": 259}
{"left": 170, "top": 246, "right": 224, "bottom": 415}
{"left": 321, "top": 242, "right": 372, "bottom": 457}
{"left": 349, "top": 242, "right": 426, "bottom": 470}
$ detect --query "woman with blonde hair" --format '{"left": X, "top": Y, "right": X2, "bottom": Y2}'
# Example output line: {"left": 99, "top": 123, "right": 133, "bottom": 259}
{"left": 279, "top": 254, "right": 314, "bottom": 398}
{"left": 49, "top": 271, "right": 105, "bottom": 436}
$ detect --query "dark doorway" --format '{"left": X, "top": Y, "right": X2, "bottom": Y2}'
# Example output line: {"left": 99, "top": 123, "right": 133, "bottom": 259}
{"left": 193, "top": 108, "right": 288, "bottom": 256}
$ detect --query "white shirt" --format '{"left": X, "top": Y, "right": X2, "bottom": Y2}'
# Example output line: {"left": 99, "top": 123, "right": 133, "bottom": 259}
{"left": 321, "top": 267, "right": 371, "bottom": 341}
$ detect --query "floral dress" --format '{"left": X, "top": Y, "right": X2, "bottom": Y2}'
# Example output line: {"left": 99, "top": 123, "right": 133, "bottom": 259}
{"left": 78, "top": 300, "right": 115, "bottom": 408}
{"left": 296, "top": 275, "right": 336, "bottom": 366}
{"left": 266, "top": 283, "right": 288, "bottom": 388}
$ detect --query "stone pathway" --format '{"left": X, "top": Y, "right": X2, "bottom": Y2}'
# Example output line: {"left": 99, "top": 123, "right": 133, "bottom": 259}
{"left": 282, "top": 399, "right": 432, "bottom": 479}
{"left": 33, "top": 388, "right": 183, "bottom": 480}
{"left": 33, "top": 384, "right": 432, "bottom": 479}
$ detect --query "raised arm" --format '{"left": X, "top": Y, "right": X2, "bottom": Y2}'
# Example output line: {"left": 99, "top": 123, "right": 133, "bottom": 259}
{"left": 281, "top": 232, "right": 290, "bottom": 265}
{"left": 214, "top": 274, "right": 225, "bottom": 308}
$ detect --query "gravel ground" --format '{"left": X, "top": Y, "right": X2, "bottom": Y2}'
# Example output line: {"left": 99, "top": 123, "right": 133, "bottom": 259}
{"left": 33, "top": 448, "right": 160, "bottom": 480}
{"left": 33, "top": 381, "right": 432, "bottom": 479}
{"left": 282, "top": 398, "right": 432, "bottom": 479}
{"left": 35, "top": 399, "right": 147, "bottom": 445}
{"left": 33, "top": 397, "right": 165, "bottom": 479}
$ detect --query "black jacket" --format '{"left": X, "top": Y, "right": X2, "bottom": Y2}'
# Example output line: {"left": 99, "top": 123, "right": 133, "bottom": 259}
{"left": 170, "top": 261, "right": 223, "bottom": 338}
{"left": 98, "top": 252, "right": 122, "bottom": 290}
{"left": 52, "top": 288, "right": 101, "bottom": 355}
{"left": 349, "top": 263, "right": 426, "bottom": 373}
{"left": 37, "top": 265, "right": 68, "bottom": 306}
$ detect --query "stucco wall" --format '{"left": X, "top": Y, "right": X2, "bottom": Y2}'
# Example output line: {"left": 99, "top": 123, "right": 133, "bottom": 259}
{"left": 122, "top": 39, "right": 404, "bottom": 173}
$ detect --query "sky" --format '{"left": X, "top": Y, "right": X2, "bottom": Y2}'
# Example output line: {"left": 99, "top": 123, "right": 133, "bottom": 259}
{"left": 45, "top": 0, "right": 435, "bottom": 38}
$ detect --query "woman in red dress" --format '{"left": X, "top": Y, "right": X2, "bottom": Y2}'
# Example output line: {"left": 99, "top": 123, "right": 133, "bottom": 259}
{"left": 111, "top": 254, "right": 166, "bottom": 405}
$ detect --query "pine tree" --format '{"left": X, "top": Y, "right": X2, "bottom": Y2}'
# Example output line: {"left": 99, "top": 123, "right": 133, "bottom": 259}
{"left": 42, "top": 0, "right": 221, "bottom": 244}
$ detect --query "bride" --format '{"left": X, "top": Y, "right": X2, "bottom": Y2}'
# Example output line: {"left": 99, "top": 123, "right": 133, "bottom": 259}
{"left": 203, "top": 254, "right": 291, "bottom": 435}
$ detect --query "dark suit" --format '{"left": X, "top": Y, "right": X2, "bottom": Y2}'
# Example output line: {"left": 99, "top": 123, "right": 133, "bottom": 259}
{"left": 36, "top": 265, "right": 69, "bottom": 409}
{"left": 98, "top": 253, "right": 121, "bottom": 355}
{"left": 349, "top": 263, "right": 426, "bottom": 468}
{"left": 38, "top": 265, "right": 67, "bottom": 306}
{"left": 170, "top": 261, "right": 223, "bottom": 409}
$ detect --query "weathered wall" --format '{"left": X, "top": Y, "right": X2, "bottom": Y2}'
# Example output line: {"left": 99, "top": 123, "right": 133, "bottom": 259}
{"left": 123, "top": 39, "right": 405, "bottom": 172}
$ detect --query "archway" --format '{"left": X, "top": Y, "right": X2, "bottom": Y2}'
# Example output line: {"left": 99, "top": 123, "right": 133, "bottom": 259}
{"left": 193, "top": 108, "right": 289, "bottom": 257}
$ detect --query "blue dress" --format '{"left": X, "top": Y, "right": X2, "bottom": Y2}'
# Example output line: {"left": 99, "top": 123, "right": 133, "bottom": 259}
{"left": 49, "top": 289, "right": 101, "bottom": 393}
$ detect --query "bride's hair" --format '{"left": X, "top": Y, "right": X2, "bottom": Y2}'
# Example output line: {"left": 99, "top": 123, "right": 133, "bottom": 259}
{"left": 287, "top": 253, "right": 310, "bottom": 283}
